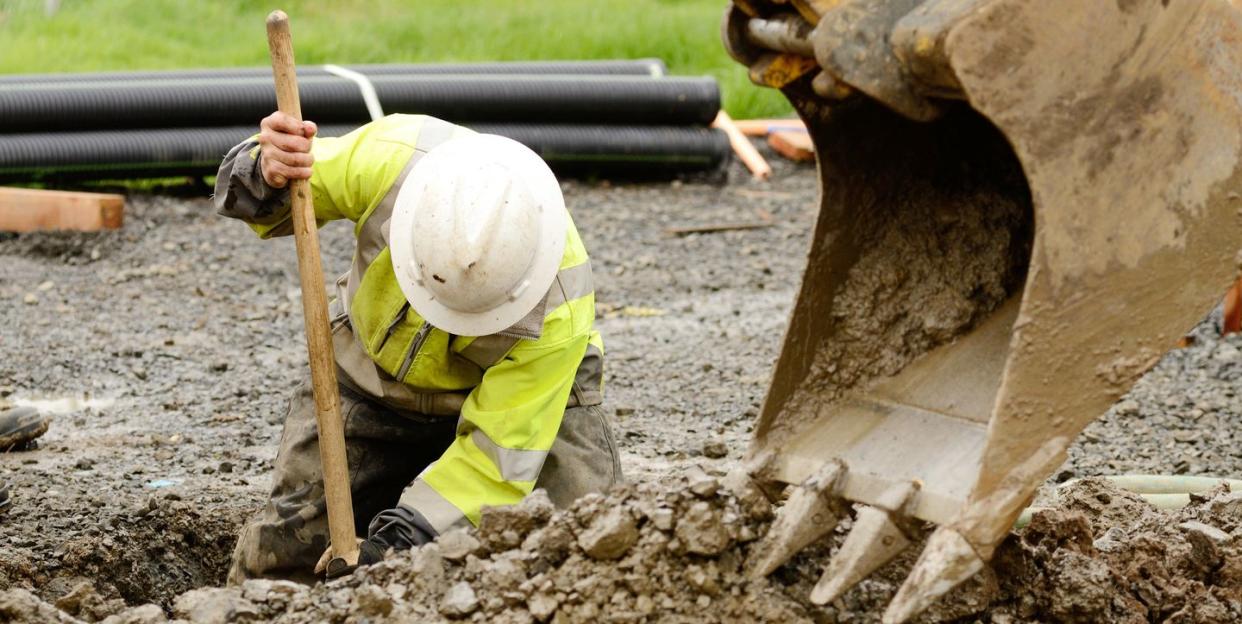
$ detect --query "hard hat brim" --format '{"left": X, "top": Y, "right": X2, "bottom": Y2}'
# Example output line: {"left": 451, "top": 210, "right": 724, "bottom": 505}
{"left": 389, "top": 134, "right": 568, "bottom": 337}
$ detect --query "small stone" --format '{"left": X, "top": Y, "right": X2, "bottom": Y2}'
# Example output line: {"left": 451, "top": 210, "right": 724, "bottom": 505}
{"left": 1114, "top": 399, "right": 1140, "bottom": 416}
{"left": 55, "top": 581, "right": 98, "bottom": 615}
{"left": 219, "top": 461, "right": 234, "bottom": 473}
{"left": 615, "top": 406, "right": 635, "bottom": 417}
{"left": 635, "top": 594, "right": 655, "bottom": 614}
{"left": 1208, "top": 490, "right": 1242, "bottom": 520}
{"left": 0, "top": 590, "right": 66, "bottom": 622}
{"left": 439, "top": 582, "right": 479, "bottom": 618}
{"left": 238, "top": 578, "right": 302, "bottom": 604}
{"left": 75, "top": 458, "right": 94, "bottom": 470}
{"left": 438, "top": 529, "right": 481, "bottom": 561}
{"left": 686, "top": 466, "right": 720, "bottom": 498}
{"left": 676, "top": 501, "right": 732, "bottom": 555}
{"left": 37, "top": 280, "right": 54, "bottom": 291}
{"left": 738, "top": 525, "right": 758, "bottom": 542}
{"left": 210, "top": 361, "right": 230, "bottom": 372}
{"left": 578, "top": 506, "right": 638, "bottom": 560}
{"left": 410, "top": 543, "right": 446, "bottom": 583}
{"left": 702, "top": 440, "right": 728, "bottom": 459}
{"left": 172, "top": 588, "right": 258, "bottom": 624}
{"left": 721, "top": 468, "right": 773, "bottom": 522}
{"left": 1179, "top": 520, "right": 1231, "bottom": 544}
{"left": 527, "top": 592, "right": 559, "bottom": 622}
{"left": 650, "top": 507, "right": 675, "bottom": 531}
{"left": 1092, "top": 526, "right": 1126, "bottom": 553}
{"left": 101, "top": 604, "right": 168, "bottom": 624}
{"left": 23, "top": 293, "right": 37, "bottom": 305}
{"left": 354, "top": 584, "right": 394, "bottom": 617}
{"left": 478, "top": 490, "right": 555, "bottom": 550}
{"left": 1214, "top": 342, "right": 1240, "bottom": 362}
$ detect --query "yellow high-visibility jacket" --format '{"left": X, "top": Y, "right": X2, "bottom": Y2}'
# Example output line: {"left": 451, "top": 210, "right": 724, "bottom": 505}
{"left": 215, "top": 114, "right": 604, "bottom": 534}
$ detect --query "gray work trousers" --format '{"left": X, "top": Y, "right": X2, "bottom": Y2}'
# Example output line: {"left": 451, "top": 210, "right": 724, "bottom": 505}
{"left": 227, "top": 377, "right": 622, "bottom": 584}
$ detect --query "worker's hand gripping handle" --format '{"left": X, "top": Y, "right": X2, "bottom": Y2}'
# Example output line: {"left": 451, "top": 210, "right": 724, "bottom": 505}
{"left": 265, "top": 10, "right": 360, "bottom": 573}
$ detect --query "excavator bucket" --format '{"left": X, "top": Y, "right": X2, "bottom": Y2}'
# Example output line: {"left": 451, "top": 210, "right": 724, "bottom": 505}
{"left": 723, "top": 0, "right": 1242, "bottom": 621}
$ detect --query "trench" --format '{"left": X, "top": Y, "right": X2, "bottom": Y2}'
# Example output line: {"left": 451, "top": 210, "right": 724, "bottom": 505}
{"left": 1, "top": 496, "right": 244, "bottom": 609}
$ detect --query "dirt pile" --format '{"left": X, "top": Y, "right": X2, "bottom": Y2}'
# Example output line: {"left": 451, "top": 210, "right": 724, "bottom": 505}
{"left": 4, "top": 475, "right": 1242, "bottom": 623}
{"left": 2, "top": 469, "right": 811, "bottom": 623}
{"left": 985, "top": 479, "right": 1242, "bottom": 623}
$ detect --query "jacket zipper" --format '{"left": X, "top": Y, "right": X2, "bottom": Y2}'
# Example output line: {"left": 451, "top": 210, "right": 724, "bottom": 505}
{"left": 395, "top": 321, "right": 433, "bottom": 382}
{"left": 376, "top": 301, "right": 411, "bottom": 353}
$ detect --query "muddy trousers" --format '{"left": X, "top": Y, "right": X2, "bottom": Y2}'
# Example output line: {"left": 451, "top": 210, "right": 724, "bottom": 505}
{"left": 228, "top": 378, "right": 623, "bottom": 585}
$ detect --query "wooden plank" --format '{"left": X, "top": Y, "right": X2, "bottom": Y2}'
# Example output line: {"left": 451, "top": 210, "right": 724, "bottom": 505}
{"left": 734, "top": 117, "right": 807, "bottom": 137}
{"left": 768, "top": 130, "right": 815, "bottom": 162}
{"left": 0, "top": 187, "right": 124, "bottom": 232}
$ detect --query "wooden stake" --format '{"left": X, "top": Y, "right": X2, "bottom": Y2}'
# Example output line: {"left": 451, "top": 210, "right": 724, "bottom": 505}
{"left": 0, "top": 187, "right": 124, "bottom": 232}
{"left": 664, "top": 207, "right": 775, "bottom": 236}
{"left": 713, "top": 111, "right": 772, "bottom": 180}
{"left": 266, "top": 9, "right": 359, "bottom": 570}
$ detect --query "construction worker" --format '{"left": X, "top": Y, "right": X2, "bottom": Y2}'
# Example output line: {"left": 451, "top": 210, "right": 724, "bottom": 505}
{"left": 214, "top": 113, "right": 621, "bottom": 582}
{"left": 0, "top": 406, "right": 51, "bottom": 513}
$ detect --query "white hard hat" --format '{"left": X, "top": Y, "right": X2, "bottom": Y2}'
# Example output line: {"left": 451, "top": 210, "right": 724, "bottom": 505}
{"left": 389, "top": 134, "right": 567, "bottom": 336}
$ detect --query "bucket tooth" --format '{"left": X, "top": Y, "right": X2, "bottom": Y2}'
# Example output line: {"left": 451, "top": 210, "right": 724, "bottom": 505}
{"left": 722, "top": 0, "right": 1242, "bottom": 621}
{"left": 881, "top": 527, "right": 983, "bottom": 624}
{"left": 810, "top": 505, "right": 913, "bottom": 605}
{"left": 746, "top": 460, "right": 847, "bottom": 578}
{"left": 810, "top": 483, "right": 921, "bottom": 605}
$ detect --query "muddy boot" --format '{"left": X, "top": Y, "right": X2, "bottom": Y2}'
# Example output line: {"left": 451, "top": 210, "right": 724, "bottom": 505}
{"left": 0, "top": 406, "right": 49, "bottom": 451}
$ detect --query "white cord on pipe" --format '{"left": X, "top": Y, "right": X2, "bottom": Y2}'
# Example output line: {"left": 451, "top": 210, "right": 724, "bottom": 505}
{"left": 322, "top": 64, "right": 384, "bottom": 122}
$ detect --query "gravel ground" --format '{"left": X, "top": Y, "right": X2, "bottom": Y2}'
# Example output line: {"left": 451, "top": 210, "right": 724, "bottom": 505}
{"left": 1, "top": 141, "right": 1240, "bottom": 620}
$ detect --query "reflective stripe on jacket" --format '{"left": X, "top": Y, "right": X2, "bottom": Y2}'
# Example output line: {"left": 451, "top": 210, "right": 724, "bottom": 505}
{"left": 213, "top": 114, "right": 605, "bottom": 533}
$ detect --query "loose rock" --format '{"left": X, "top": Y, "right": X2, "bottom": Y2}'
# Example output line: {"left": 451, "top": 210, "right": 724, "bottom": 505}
{"left": 437, "top": 529, "right": 481, "bottom": 561}
{"left": 577, "top": 506, "right": 638, "bottom": 560}
{"left": 439, "top": 582, "right": 479, "bottom": 618}
{"left": 676, "top": 501, "right": 732, "bottom": 556}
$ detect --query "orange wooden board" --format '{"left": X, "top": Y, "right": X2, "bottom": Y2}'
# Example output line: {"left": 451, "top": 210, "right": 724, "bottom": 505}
{"left": 734, "top": 118, "right": 807, "bottom": 137}
{"left": 0, "top": 187, "right": 124, "bottom": 232}
{"left": 768, "top": 130, "right": 815, "bottom": 162}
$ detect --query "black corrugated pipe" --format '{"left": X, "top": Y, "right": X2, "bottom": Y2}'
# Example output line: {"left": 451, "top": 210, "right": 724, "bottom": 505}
{"left": 0, "top": 123, "right": 730, "bottom": 181}
{"left": 0, "top": 75, "right": 720, "bottom": 132}
{"left": 0, "top": 59, "right": 668, "bottom": 85}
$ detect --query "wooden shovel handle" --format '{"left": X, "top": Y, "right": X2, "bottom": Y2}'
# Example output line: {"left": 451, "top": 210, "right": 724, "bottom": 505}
{"left": 1224, "top": 276, "right": 1242, "bottom": 335}
{"left": 266, "top": 10, "right": 359, "bottom": 567}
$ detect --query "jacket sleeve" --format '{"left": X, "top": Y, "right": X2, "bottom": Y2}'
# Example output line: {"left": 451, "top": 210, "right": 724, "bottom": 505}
{"left": 212, "top": 122, "right": 404, "bottom": 238}
{"left": 390, "top": 334, "right": 590, "bottom": 534}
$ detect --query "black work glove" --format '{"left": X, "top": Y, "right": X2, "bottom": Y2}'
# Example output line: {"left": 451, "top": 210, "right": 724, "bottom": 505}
{"left": 312, "top": 504, "right": 437, "bottom": 579}
{"left": 313, "top": 538, "right": 386, "bottom": 579}
{"left": 368, "top": 504, "right": 438, "bottom": 550}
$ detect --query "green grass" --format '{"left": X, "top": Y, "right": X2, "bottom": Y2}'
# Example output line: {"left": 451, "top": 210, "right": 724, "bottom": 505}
{"left": 0, "top": 0, "right": 793, "bottom": 119}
